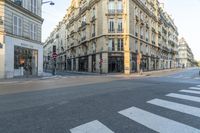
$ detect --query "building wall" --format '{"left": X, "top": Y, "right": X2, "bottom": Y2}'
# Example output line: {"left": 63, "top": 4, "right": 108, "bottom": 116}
{"left": 4, "top": 2, "right": 42, "bottom": 42}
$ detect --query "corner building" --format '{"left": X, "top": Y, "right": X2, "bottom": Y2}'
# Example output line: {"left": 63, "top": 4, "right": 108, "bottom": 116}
{"left": 0, "top": 0, "right": 43, "bottom": 78}
{"left": 44, "top": 0, "right": 179, "bottom": 74}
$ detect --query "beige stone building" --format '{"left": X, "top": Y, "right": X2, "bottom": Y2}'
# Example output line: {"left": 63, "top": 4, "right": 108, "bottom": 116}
{"left": 44, "top": 0, "right": 179, "bottom": 74}
{"left": 0, "top": 0, "right": 43, "bottom": 78}
{"left": 178, "top": 37, "right": 194, "bottom": 68}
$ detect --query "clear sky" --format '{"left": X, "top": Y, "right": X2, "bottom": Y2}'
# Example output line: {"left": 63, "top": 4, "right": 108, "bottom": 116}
{"left": 42, "top": 0, "right": 70, "bottom": 41}
{"left": 42, "top": 0, "right": 200, "bottom": 61}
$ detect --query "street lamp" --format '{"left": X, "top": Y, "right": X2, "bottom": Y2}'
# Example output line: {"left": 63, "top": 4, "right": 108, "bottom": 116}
{"left": 42, "top": 1, "right": 55, "bottom": 5}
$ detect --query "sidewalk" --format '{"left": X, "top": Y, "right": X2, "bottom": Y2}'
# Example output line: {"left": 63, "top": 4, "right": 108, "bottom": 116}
{"left": 0, "top": 68, "right": 184, "bottom": 83}
{"left": 106, "top": 68, "right": 184, "bottom": 78}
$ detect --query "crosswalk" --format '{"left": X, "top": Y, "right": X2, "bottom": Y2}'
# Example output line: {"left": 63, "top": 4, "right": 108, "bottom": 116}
{"left": 69, "top": 85, "right": 200, "bottom": 133}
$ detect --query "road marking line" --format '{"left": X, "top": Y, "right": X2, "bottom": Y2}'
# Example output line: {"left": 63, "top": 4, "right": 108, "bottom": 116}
{"left": 166, "top": 93, "right": 200, "bottom": 103}
{"left": 180, "top": 90, "right": 200, "bottom": 95}
{"left": 147, "top": 99, "right": 200, "bottom": 118}
{"left": 70, "top": 120, "right": 114, "bottom": 133}
{"left": 118, "top": 106, "right": 200, "bottom": 133}
{"left": 189, "top": 87, "right": 200, "bottom": 90}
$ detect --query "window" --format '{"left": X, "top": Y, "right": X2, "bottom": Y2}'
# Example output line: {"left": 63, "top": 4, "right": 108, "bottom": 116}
{"left": 140, "top": 26, "right": 144, "bottom": 38}
{"left": 108, "top": 18, "right": 115, "bottom": 32}
{"left": 30, "top": 23, "right": 37, "bottom": 40}
{"left": 108, "top": 38, "right": 115, "bottom": 51}
{"left": 135, "top": 40, "right": 138, "bottom": 52}
{"left": 82, "top": 15, "right": 86, "bottom": 22}
{"left": 22, "top": 0, "right": 27, "bottom": 9}
{"left": 117, "top": 0, "right": 123, "bottom": 12}
{"left": 92, "top": 42, "right": 96, "bottom": 52}
{"left": 117, "top": 38, "right": 123, "bottom": 51}
{"left": 108, "top": 0, "right": 115, "bottom": 13}
{"left": 146, "top": 30, "right": 149, "bottom": 41}
{"left": 92, "top": 23, "right": 95, "bottom": 36}
{"left": 135, "top": 25, "right": 139, "bottom": 36}
{"left": 92, "top": 7, "right": 95, "bottom": 17}
{"left": 13, "top": 15, "right": 22, "bottom": 36}
{"left": 117, "top": 18, "right": 123, "bottom": 32}
{"left": 31, "top": 0, "right": 37, "bottom": 14}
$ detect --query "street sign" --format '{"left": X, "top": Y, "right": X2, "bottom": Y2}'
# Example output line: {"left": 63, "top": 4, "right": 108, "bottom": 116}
{"left": 52, "top": 52, "right": 57, "bottom": 59}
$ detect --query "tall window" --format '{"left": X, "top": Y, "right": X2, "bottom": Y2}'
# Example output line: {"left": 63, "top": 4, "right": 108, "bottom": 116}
{"left": 30, "top": 23, "right": 37, "bottom": 40}
{"left": 92, "top": 7, "right": 95, "bottom": 17}
{"left": 92, "top": 23, "right": 95, "bottom": 36}
{"left": 117, "top": 18, "right": 123, "bottom": 32}
{"left": 140, "top": 26, "right": 144, "bottom": 39}
{"left": 135, "top": 25, "right": 139, "bottom": 36}
{"left": 108, "top": 38, "right": 115, "bottom": 51}
{"left": 134, "top": 39, "right": 138, "bottom": 52}
{"left": 13, "top": 15, "right": 22, "bottom": 36}
{"left": 31, "top": 0, "right": 37, "bottom": 14}
{"left": 117, "top": 0, "right": 123, "bottom": 13}
{"left": 117, "top": 38, "right": 123, "bottom": 51}
{"left": 108, "top": 0, "right": 115, "bottom": 13}
{"left": 108, "top": 18, "right": 115, "bottom": 32}
{"left": 146, "top": 30, "right": 149, "bottom": 41}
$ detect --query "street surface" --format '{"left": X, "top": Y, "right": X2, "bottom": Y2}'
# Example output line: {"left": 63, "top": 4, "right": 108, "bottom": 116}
{"left": 0, "top": 68, "right": 200, "bottom": 133}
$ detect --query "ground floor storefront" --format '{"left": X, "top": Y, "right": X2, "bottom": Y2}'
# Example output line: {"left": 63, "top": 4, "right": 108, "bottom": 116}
{"left": 44, "top": 52, "right": 177, "bottom": 74}
{"left": 0, "top": 35, "right": 43, "bottom": 79}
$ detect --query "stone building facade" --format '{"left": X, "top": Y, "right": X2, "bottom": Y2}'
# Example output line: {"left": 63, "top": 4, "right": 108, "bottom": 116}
{"left": 44, "top": 0, "right": 179, "bottom": 74}
{"left": 0, "top": 0, "right": 43, "bottom": 78}
{"left": 178, "top": 37, "right": 194, "bottom": 68}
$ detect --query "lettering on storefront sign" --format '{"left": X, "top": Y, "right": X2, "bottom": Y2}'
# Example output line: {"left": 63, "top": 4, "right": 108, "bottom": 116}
{"left": 109, "top": 53, "right": 123, "bottom": 57}
{"left": 21, "top": 43, "right": 34, "bottom": 49}
{"left": 0, "top": 43, "right": 3, "bottom": 49}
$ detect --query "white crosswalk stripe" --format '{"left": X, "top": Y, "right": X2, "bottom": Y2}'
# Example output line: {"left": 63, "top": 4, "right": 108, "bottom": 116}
{"left": 70, "top": 86, "right": 200, "bottom": 132}
{"left": 147, "top": 99, "right": 200, "bottom": 118}
{"left": 70, "top": 120, "right": 114, "bottom": 133}
{"left": 189, "top": 87, "right": 200, "bottom": 90}
{"left": 180, "top": 90, "right": 200, "bottom": 95}
{"left": 119, "top": 106, "right": 200, "bottom": 133}
{"left": 166, "top": 93, "right": 200, "bottom": 103}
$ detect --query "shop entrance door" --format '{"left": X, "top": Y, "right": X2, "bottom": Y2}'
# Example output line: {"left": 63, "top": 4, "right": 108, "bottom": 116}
{"left": 108, "top": 56, "right": 124, "bottom": 73}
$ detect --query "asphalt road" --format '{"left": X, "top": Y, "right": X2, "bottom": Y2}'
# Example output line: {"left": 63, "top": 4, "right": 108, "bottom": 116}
{"left": 0, "top": 68, "right": 200, "bottom": 133}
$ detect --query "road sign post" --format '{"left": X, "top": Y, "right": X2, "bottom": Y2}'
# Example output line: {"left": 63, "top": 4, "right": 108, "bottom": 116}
{"left": 52, "top": 52, "right": 57, "bottom": 75}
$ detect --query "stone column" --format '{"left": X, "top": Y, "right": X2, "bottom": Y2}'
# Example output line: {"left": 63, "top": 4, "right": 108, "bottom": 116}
{"left": 88, "top": 55, "right": 92, "bottom": 72}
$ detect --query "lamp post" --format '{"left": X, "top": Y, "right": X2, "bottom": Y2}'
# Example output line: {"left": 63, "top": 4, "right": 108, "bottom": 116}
{"left": 42, "top": 1, "right": 55, "bottom": 5}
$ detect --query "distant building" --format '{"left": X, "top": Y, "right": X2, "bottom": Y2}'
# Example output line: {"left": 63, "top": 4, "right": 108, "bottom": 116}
{"left": 44, "top": 0, "right": 179, "bottom": 74}
{"left": 178, "top": 37, "right": 194, "bottom": 67}
{"left": 0, "top": 0, "right": 43, "bottom": 78}
{"left": 43, "top": 18, "right": 67, "bottom": 71}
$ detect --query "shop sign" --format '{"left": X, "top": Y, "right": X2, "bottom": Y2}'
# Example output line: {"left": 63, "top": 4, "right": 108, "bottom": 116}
{"left": 109, "top": 53, "right": 123, "bottom": 57}
{"left": 0, "top": 43, "right": 3, "bottom": 49}
{"left": 21, "top": 43, "right": 34, "bottom": 49}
